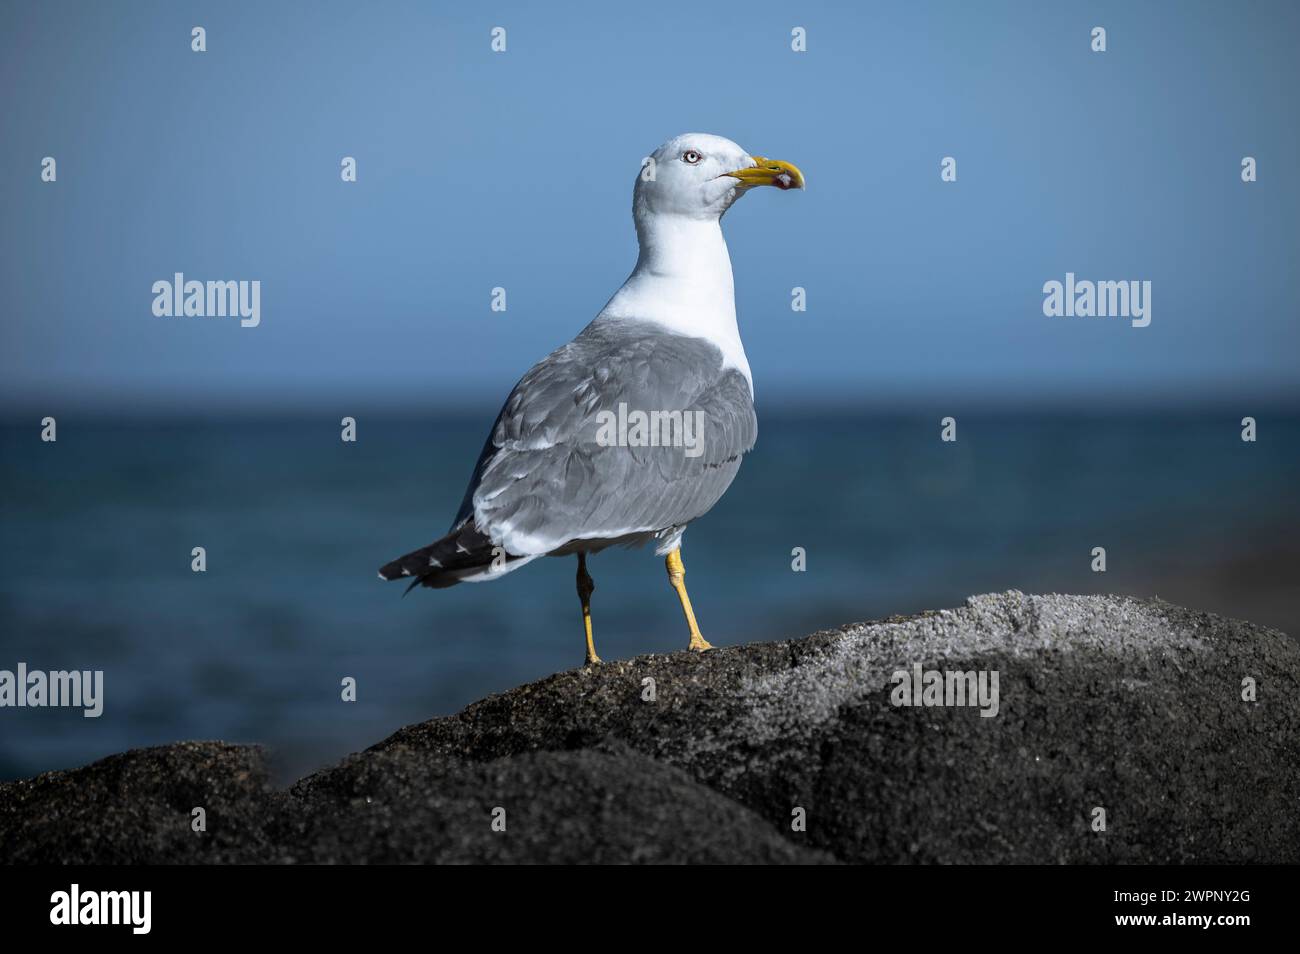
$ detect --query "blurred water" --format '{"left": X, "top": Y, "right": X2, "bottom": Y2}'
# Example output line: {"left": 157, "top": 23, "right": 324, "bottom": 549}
{"left": 2, "top": 409, "right": 1297, "bottom": 782}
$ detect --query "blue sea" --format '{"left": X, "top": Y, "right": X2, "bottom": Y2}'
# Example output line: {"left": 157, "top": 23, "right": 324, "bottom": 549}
{"left": 2, "top": 409, "right": 1297, "bottom": 783}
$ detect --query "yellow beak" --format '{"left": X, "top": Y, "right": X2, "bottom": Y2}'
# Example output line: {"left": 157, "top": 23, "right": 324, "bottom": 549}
{"left": 724, "top": 156, "right": 806, "bottom": 191}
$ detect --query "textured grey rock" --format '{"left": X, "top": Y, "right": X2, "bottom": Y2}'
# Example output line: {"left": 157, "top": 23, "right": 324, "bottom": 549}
{"left": 0, "top": 742, "right": 278, "bottom": 864}
{"left": 2, "top": 592, "right": 1296, "bottom": 863}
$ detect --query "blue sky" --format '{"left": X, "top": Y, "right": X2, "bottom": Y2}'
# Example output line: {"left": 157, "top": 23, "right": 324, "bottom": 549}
{"left": 2, "top": 0, "right": 1297, "bottom": 411}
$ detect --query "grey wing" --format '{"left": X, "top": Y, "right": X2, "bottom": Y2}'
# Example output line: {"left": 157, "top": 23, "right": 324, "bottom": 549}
{"left": 451, "top": 319, "right": 757, "bottom": 556}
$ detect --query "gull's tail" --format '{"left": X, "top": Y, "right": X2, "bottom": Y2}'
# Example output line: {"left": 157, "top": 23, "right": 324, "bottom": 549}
{"left": 378, "top": 523, "right": 533, "bottom": 592}
{"left": 378, "top": 523, "right": 493, "bottom": 592}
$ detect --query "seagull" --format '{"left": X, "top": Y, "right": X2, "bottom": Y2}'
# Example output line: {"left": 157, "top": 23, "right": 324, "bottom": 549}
{"left": 380, "top": 133, "right": 804, "bottom": 665}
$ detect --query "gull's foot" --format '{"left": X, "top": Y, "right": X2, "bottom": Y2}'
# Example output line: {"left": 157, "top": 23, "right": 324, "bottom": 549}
{"left": 584, "top": 652, "right": 603, "bottom": 666}
{"left": 688, "top": 636, "right": 714, "bottom": 653}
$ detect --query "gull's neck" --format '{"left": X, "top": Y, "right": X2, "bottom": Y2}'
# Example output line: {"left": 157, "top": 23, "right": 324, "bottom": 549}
{"left": 597, "top": 213, "right": 752, "bottom": 391}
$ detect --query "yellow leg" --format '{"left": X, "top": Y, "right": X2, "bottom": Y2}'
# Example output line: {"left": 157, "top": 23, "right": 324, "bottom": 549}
{"left": 577, "top": 553, "right": 600, "bottom": 665}
{"left": 665, "top": 547, "right": 713, "bottom": 652}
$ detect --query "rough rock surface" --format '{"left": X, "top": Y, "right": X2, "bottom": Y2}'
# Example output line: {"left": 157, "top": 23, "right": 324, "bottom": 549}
{"left": 3, "top": 592, "right": 1297, "bottom": 864}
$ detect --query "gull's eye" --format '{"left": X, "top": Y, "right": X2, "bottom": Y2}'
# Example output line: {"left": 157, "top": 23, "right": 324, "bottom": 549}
{"left": 682, "top": 150, "right": 703, "bottom": 165}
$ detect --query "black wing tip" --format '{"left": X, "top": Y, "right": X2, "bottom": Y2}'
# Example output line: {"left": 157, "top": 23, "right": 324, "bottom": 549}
{"left": 379, "top": 523, "right": 498, "bottom": 594}
{"left": 377, "top": 565, "right": 428, "bottom": 596}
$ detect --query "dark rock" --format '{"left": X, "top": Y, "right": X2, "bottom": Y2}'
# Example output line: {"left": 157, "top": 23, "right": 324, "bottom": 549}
{"left": 3, "top": 592, "right": 1296, "bottom": 863}
{"left": 285, "top": 742, "right": 831, "bottom": 864}
{"left": 0, "top": 742, "right": 279, "bottom": 864}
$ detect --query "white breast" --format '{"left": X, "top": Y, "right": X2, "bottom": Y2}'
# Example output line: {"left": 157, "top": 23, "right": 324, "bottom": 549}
{"left": 596, "top": 212, "right": 753, "bottom": 394}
